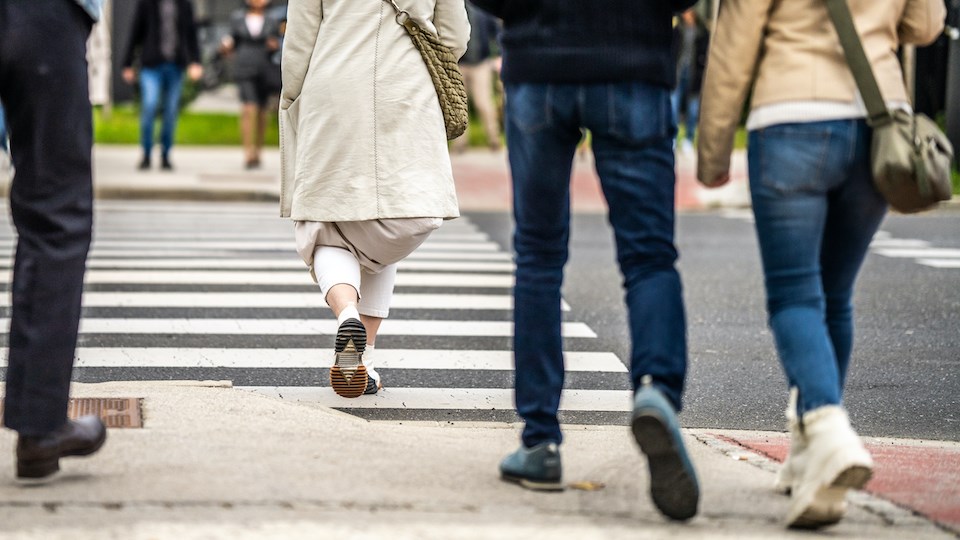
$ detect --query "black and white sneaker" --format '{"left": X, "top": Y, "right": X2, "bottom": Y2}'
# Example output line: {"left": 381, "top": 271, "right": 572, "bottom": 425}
{"left": 330, "top": 318, "right": 368, "bottom": 398}
{"left": 364, "top": 367, "right": 382, "bottom": 395}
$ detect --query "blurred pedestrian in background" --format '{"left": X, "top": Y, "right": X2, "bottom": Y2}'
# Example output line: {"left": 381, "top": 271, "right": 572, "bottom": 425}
{"left": 280, "top": 0, "right": 469, "bottom": 398}
{"left": 220, "top": 0, "right": 282, "bottom": 169}
{"left": 473, "top": 0, "right": 701, "bottom": 522}
{"left": 0, "top": 0, "right": 107, "bottom": 481}
{"left": 697, "top": 0, "right": 945, "bottom": 529}
{"left": 122, "top": 0, "right": 203, "bottom": 171}
{"left": 0, "top": 101, "right": 9, "bottom": 178}
{"left": 0, "top": 101, "right": 7, "bottom": 153}
{"left": 671, "top": 8, "right": 708, "bottom": 157}
{"left": 452, "top": 3, "right": 501, "bottom": 153}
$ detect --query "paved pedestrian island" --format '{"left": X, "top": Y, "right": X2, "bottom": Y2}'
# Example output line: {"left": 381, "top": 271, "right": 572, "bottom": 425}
{"left": 0, "top": 381, "right": 954, "bottom": 539}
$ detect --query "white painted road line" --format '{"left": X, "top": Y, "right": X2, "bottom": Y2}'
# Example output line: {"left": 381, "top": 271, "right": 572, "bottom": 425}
{"left": 869, "top": 238, "right": 932, "bottom": 249}
{"left": 0, "top": 240, "right": 500, "bottom": 252}
{"left": 238, "top": 386, "right": 633, "bottom": 412}
{"left": 15, "top": 249, "right": 516, "bottom": 261}
{"left": 74, "top": 291, "right": 569, "bottom": 311}
{"left": 0, "top": 239, "right": 505, "bottom": 252}
{"left": 12, "top": 318, "right": 595, "bottom": 338}
{"left": 872, "top": 248, "right": 960, "bottom": 259}
{"left": 918, "top": 259, "right": 960, "bottom": 269}
{"left": 0, "top": 348, "right": 625, "bottom": 372}
{"left": 56, "top": 258, "right": 515, "bottom": 272}
{"left": 1, "top": 270, "right": 515, "bottom": 287}
{"left": 82, "top": 232, "right": 491, "bottom": 242}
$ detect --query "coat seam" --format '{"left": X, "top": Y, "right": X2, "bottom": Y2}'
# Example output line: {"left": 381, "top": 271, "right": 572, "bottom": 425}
{"left": 374, "top": 2, "right": 384, "bottom": 217}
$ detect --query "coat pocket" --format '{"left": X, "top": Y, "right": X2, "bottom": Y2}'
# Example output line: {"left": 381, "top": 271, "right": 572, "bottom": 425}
{"left": 279, "top": 96, "right": 302, "bottom": 217}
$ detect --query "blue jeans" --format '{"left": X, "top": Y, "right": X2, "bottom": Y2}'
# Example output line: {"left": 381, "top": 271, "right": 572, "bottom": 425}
{"left": 748, "top": 119, "right": 886, "bottom": 416}
{"left": 505, "top": 82, "right": 687, "bottom": 448}
{"left": 671, "top": 65, "right": 699, "bottom": 143}
{"left": 139, "top": 63, "right": 184, "bottom": 158}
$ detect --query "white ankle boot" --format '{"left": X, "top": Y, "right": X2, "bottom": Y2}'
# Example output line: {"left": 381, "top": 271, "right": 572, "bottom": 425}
{"left": 774, "top": 388, "right": 805, "bottom": 494}
{"left": 786, "top": 405, "right": 873, "bottom": 529}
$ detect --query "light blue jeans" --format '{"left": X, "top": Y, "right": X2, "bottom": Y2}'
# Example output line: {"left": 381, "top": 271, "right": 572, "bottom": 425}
{"left": 139, "top": 63, "right": 184, "bottom": 158}
{"left": 748, "top": 119, "right": 886, "bottom": 416}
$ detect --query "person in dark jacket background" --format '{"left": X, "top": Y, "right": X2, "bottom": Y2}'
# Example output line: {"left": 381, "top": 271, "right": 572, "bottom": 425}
{"left": 452, "top": 3, "right": 502, "bottom": 153}
{"left": 220, "top": 0, "right": 281, "bottom": 169}
{"left": 671, "top": 9, "right": 709, "bottom": 156}
{"left": 122, "top": 0, "right": 203, "bottom": 171}
{"left": 471, "top": 0, "right": 701, "bottom": 522}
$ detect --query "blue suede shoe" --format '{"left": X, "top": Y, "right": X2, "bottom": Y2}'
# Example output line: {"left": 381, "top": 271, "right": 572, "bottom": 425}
{"left": 499, "top": 442, "right": 564, "bottom": 491}
{"left": 631, "top": 376, "right": 700, "bottom": 521}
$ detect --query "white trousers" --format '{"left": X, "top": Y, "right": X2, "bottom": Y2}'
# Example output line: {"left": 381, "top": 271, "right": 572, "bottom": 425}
{"left": 295, "top": 218, "right": 442, "bottom": 318}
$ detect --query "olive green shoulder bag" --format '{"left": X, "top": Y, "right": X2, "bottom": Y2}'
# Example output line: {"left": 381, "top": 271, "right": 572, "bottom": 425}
{"left": 825, "top": 0, "right": 954, "bottom": 213}
{"left": 382, "top": 0, "right": 469, "bottom": 140}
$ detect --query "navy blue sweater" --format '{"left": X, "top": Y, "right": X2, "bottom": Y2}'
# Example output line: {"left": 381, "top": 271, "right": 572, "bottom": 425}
{"left": 469, "top": 0, "right": 697, "bottom": 87}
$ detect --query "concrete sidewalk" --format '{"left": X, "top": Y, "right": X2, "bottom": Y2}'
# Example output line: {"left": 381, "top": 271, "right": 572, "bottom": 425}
{"left": 18, "top": 144, "right": 752, "bottom": 212}
{"left": 0, "top": 381, "right": 953, "bottom": 539}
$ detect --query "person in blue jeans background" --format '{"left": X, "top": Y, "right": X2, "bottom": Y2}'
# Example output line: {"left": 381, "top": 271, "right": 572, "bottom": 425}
{"left": 670, "top": 8, "right": 708, "bottom": 156}
{"left": 121, "top": 0, "right": 203, "bottom": 171}
{"left": 472, "top": 0, "right": 700, "bottom": 522}
{"left": 697, "top": 0, "right": 945, "bottom": 528}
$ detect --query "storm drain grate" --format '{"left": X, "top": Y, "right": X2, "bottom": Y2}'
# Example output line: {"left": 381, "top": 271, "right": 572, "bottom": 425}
{"left": 0, "top": 398, "right": 143, "bottom": 429}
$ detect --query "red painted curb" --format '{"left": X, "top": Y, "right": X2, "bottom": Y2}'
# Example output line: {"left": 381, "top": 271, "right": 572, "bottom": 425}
{"left": 719, "top": 432, "right": 960, "bottom": 533}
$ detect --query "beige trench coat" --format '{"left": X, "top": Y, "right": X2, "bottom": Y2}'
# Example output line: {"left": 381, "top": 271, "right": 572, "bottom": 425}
{"left": 279, "top": 0, "right": 470, "bottom": 221}
{"left": 697, "top": 0, "right": 945, "bottom": 185}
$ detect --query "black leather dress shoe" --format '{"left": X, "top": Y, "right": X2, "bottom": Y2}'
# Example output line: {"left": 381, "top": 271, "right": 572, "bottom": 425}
{"left": 16, "top": 415, "right": 107, "bottom": 479}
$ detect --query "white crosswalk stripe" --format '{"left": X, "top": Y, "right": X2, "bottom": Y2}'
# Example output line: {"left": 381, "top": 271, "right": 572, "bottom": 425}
{"left": 720, "top": 213, "right": 960, "bottom": 272}
{"left": 55, "top": 318, "right": 597, "bottom": 338}
{"left": 870, "top": 231, "right": 960, "bottom": 269}
{"left": 76, "top": 292, "right": 570, "bottom": 311}
{"left": 0, "top": 202, "right": 629, "bottom": 422}
{"left": 0, "top": 270, "right": 516, "bottom": 287}
{"left": 0, "top": 349, "right": 625, "bottom": 372}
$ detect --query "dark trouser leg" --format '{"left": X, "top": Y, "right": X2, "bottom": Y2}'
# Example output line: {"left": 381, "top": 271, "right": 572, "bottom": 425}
{"left": 504, "top": 83, "right": 581, "bottom": 448}
{"left": 585, "top": 83, "right": 687, "bottom": 410}
{"left": 0, "top": 0, "right": 94, "bottom": 436}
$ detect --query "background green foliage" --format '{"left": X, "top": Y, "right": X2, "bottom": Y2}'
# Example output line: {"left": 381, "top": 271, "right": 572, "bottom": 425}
{"left": 94, "top": 106, "right": 280, "bottom": 146}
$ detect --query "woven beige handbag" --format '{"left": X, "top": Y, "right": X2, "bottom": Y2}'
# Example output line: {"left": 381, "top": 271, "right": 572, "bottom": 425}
{"left": 383, "top": 0, "right": 469, "bottom": 140}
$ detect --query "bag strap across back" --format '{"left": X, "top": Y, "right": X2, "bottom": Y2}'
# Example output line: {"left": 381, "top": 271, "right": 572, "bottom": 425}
{"left": 382, "top": 0, "right": 421, "bottom": 35}
{"left": 823, "top": 0, "right": 894, "bottom": 127}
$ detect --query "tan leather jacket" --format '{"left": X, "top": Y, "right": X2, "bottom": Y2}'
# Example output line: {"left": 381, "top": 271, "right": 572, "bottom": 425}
{"left": 697, "top": 0, "right": 946, "bottom": 185}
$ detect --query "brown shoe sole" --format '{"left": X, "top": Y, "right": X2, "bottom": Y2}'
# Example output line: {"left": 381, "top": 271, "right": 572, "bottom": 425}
{"left": 330, "top": 318, "right": 368, "bottom": 399}
{"left": 330, "top": 364, "right": 369, "bottom": 399}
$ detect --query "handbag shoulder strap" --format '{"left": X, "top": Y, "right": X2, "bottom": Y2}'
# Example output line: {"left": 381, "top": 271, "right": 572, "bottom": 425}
{"left": 823, "top": 0, "right": 892, "bottom": 127}
{"left": 382, "top": 0, "right": 421, "bottom": 34}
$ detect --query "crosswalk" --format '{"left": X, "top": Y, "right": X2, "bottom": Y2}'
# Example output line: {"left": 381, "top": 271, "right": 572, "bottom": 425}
{"left": 719, "top": 208, "right": 960, "bottom": 271}
{"left": 0, "top": 201, "right": 632, "bottom": 423}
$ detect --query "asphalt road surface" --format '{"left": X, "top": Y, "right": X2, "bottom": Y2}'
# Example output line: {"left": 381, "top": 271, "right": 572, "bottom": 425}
{"left": 0, "top": 201, "right": 955, "bottom": 441}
